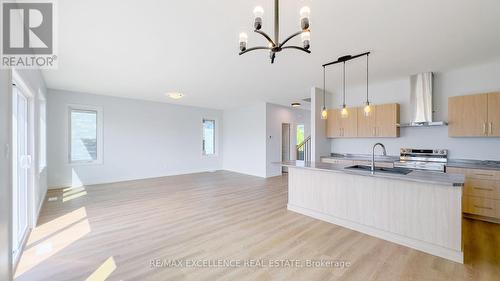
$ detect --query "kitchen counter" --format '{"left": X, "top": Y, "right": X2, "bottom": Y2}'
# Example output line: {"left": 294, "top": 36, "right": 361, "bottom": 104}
{"left": 281, "top": 160, "right": 464, "bottom": 187}
{"left": 447, "top": 159, "right": 500, "bottom": 171}
{"left": 322, "top": 153, "right": 500, "bottom": 171}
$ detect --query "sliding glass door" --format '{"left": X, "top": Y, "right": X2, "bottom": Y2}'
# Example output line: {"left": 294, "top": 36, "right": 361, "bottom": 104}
{"left": 12, "top": 85, "right": 30, "bottom": 258}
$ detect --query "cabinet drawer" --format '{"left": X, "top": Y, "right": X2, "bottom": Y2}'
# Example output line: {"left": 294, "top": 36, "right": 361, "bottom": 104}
{"left": 463, "top": 196, "right": 500, "bottom": 219}
{"left": 447, "top": 167, "right": 500, "bottom": 180}
{"left": 464, "top": 179, "right": 500, "bottom": 199}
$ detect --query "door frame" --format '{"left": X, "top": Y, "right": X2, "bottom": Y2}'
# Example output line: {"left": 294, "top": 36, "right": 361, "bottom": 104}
{"left": 281, "top": 123, "right": 291, "bottom": 173}
{"left": 11, "top": 70, "right": 36, "bottom": 268}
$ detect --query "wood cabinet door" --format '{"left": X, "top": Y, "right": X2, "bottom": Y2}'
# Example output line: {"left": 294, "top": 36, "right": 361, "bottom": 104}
{"left": 488, "top": 93, "right": 500, "bottom": 136}
{"left": 326, "top": 109, "right": 342, "bottom": 138}
{"left": 375, "top": 104, "right": 400, "bottom": 137}
{"left": 341, "top": 107, "right": 358, "bottom": 137}
{"left": 448, "top": 94, "right": 488, "bottom": 137}
{"left": 357, "top": 106, "right": 377, "bottom": 137}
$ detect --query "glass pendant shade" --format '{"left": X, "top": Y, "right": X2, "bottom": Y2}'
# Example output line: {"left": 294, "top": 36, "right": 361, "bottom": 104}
{"left": 363, "top": 102, "right": 371, "bottom": 117}
{"left": 321, "top": 107, "right": 328, "bottom": 120}
{"left": 341, "top": 107, "right": 348, "bottom": 118}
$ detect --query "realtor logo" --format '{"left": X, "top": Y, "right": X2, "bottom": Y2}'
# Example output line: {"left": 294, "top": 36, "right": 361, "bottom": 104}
{"left": 1, "top": 0, "right": 57, "bottom": 68}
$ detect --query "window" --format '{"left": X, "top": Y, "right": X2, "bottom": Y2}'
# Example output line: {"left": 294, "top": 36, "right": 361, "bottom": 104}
{"left": 202, "top": 119, "right": 215, "bottom": 156}
{"left": 69, "top": 105, "right": 102, "bottom": 164}
{"left": 296, "top": 124, "right": 305, "bottom": 145}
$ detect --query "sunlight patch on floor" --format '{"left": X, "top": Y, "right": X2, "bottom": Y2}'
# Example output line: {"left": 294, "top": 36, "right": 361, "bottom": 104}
{"left": 15, "top": 214, "right": 91, "bottom": 278}
{"left": 85, "top": 257, "right": 117, "bottom": 281}
{"left": 63, "top": 186, "right": 88, "bottom": 202}
{"left": 26, "top": 207, "right": 87, "bottom": 247}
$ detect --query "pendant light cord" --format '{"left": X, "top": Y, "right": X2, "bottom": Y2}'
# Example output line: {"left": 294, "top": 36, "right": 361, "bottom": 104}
{"left": 366, "top": 54, "right": 369, "bottom": 104}
{"left": 343, "top": 62, "right": 346, "bottom": 107}
{"left": 323, "top": 66, "right": 326, "bottom": 107}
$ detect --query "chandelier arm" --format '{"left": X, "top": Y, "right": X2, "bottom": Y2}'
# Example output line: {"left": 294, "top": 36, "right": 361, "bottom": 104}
{"left": 278, "top": 31, "right": 304, "bottom": 48}
{"left": 239, "top": 46, "right": 272, "bottom": 55}
{"left": 254, "top": 30, "right": 275, "bottom": 46}
{"left": 280, "top": 46, "right": 311, "bottom": 53}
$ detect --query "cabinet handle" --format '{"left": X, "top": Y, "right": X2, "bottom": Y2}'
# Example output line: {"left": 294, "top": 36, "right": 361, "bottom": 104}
{"left": 473, "top": 187, "right": 494, "bottom": 191}
{"left": 473, "top": 205, "right": 493, "bottom": 210}
{"left": 483, "top": 123, "right": 487, "bottom": 135}
{"left": 489, "top": 122, "right": 493, "bottom": 135}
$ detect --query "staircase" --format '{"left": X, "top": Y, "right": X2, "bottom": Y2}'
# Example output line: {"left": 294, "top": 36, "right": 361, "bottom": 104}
{"left": 296, "top": 136, "right": 311, "bottom": 161}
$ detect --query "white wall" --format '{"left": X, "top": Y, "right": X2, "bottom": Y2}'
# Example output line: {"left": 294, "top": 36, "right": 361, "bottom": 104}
{"left": 310, "top": 87, "right": 331, "bottom": 162}
{"left": 0, "top": 70, "right": 13, "bottom": 281}
{"left": 266, "top": 103, "right": 311, "bottom": 177}
{"left": 47, "top": 89, "right": 223, "bottom": 188}
{"left": 327, "top": 61, "right": 500, "bottom": 160}
{"left": 222, "top": 103, "right": 267, "bottom": 177}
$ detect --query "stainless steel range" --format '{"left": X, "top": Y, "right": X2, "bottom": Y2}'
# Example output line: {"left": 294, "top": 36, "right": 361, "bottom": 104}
{"left": 394, "top": 148, "right": 448, "bottom": 172}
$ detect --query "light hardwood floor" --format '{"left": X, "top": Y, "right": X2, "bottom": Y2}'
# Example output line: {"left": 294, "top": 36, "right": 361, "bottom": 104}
{"left": 15, "top": 171, "right": 500, "bottom": 281}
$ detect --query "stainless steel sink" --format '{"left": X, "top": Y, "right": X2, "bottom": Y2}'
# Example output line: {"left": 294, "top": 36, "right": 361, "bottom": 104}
{"left": 344, "top": 165, "right": 412, "bottom": 175}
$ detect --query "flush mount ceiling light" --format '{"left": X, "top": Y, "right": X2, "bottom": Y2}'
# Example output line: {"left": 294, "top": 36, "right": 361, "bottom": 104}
{"left": 238, "top": 0, "right": 311, "bottom": 64}
{"left": 167, "top": 92, "right": 184, "bottom": 100}
{"left": 291, "top": 102, "right": 301, "bottom": 108}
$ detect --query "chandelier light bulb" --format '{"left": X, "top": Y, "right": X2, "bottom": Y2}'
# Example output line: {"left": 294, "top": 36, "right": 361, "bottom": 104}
{"left": 239, "top": 33, "right": 248, "bottom": 51}
{"left": 300, "top": 6, "right": 311, "bottom": 30}
{"left": 253, "top": 6, "right": 264, "bottom": 17}
{"left": 253, "top": 6, "right": 264, "bottom": 30}
{"left": 341, "top": 107, "right": 349, "bottom": 118}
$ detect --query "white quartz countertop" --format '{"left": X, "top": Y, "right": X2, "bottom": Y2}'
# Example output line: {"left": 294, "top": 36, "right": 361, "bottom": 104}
{"left": 279, "top": 161, "right": 465, "bottom": 187}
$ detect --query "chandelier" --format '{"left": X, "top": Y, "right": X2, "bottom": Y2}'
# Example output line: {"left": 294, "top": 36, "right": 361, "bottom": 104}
{"left": 238, "top": 0, "right": 311, "bottom": 64}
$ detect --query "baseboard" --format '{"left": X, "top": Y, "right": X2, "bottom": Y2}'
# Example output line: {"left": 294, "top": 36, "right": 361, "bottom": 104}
{"left": 34, "top": 188, "right": 47, "bottom": 226}
{"left": 48, "top": 169, "right": 224, "bottom": 189}
{"left": 287, "top": 204, "right": 464, "bottom": 264}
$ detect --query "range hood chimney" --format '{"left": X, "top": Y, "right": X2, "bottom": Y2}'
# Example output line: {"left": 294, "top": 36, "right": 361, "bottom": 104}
{"left": 400, "top": 72, "right": 447, "bottom": 127}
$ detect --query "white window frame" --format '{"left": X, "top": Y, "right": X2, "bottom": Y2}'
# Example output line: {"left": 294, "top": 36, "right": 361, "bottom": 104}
{"left": 67, "top": 104, "right": 103, "bottom": 165}
{"left": 38, "top": 95, "right": 47, "bottom": 173}
{"left": 202, "top": 117, "right": 218, "bottom": 157}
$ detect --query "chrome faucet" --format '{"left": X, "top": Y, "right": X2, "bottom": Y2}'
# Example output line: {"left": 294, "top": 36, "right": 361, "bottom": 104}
{"left": 371, "top": 143, "right": 387, "bottom": 174}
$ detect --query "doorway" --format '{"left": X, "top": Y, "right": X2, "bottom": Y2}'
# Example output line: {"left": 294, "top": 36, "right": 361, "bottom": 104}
{"left": 12, "top": 83, "right": 32, "bottom": 262}
{"left": 281, "top": 123, "right": 290, "bottom": 173}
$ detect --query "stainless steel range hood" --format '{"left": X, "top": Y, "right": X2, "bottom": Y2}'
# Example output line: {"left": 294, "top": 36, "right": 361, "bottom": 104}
{"left": 399, "top": 72, "right": 447, "bottom": 127}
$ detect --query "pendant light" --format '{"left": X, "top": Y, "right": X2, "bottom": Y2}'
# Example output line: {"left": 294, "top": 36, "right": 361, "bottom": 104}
{"left": 340, "top": 61, "right": 348, "bottom": 118}
{"left": 363, "top": 53, "right": 372, "bottom": 117}
{"left": 321, "top": 66, "right": 328, "bottom": 119}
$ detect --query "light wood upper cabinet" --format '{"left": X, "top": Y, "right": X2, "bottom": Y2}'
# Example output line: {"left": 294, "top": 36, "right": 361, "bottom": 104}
{"left": 375, "top": 103, "right": 400, "bottom": 137}
{"left": 448, "top": 92, "right": 500, "bottom": 137}
{"left": 357, "top": 106, "right": 376, "bottom": 137}
{"left": 342, "top": 108, "right": 358, "bottom": 137}
{"left": 327, "top": 103, "right": 399, "bottom": 138}
{"left": 326, "top": 109, "right": 342, "bottom": 138}
{"left": 356, "top": 104, "right": 400, "bottom": 138}
{"left": 488, "top": 93, "right": 500, "bottom": 137}
{"left": 326, "top": 108, "right": 357, "bottom": 138}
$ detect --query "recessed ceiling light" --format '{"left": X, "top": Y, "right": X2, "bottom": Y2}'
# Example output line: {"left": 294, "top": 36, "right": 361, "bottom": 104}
{"left": 291, "top": 102, "right": 301, "bottom": 108}
{"left": 167, "top": 92, "right": 184, "bottom": 100}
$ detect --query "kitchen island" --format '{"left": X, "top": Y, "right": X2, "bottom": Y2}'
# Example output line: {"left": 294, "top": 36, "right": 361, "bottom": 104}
{"left": 280, "top": 160, "right": 465, "bottom": 263}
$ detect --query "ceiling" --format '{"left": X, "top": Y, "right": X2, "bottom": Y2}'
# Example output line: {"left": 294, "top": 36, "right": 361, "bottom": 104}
{"left": 42, "top": 0, "right": 500, "bottom": 110}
